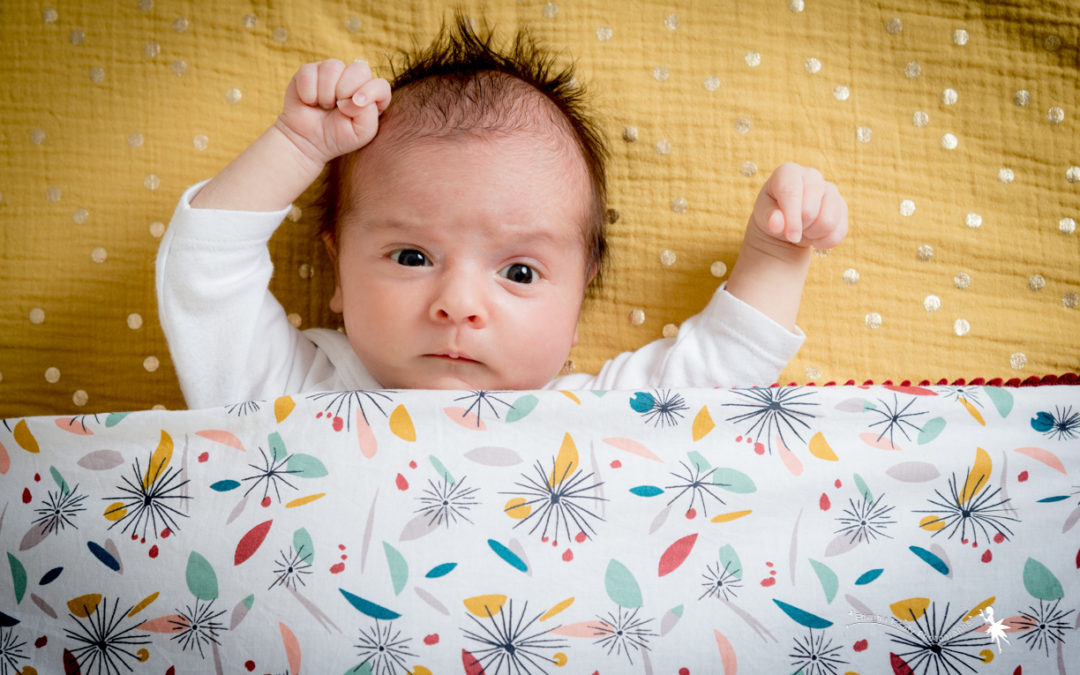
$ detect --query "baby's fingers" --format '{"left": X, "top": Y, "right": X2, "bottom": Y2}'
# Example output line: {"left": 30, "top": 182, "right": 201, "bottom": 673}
{"left": 768, "top": 166, "right": 806, "bottom": 244}
{"left": 316, "top": 59, "right": 347, "bottom": 110}
{"left": 802, "top": 184, "right": 849, "bottom": 250}
{"left": 336, "top": 77, "right": 392, "bottom": 117}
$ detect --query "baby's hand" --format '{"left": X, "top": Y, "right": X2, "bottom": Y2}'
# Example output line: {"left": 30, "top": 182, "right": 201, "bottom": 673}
{"left": 274, "top": 59, "right": 392, "bottom": 167}
{"left": 751, "top": 163, "right": 848, "bottom": 250}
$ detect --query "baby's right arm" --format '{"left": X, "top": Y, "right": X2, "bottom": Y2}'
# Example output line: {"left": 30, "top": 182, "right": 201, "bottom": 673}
{"left": 190, "top": 60, "right": 391, "bottom": 211}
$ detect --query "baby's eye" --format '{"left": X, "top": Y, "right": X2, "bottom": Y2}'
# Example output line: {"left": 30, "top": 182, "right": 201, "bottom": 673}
{"left": 390, "top": 249, "right": 430, "bottom": 267}
{"left": 500, "top": 263, "right": 538, "bottom": 284}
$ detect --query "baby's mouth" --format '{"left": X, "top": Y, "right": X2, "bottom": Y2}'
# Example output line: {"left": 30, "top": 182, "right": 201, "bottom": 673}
{"left": 425, "top": 352, "right": 480, "bottom": 364}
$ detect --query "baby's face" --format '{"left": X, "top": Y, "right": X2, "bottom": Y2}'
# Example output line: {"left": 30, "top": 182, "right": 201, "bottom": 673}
{"left": 325, "top": 130, "right": 592, "bottom": 390}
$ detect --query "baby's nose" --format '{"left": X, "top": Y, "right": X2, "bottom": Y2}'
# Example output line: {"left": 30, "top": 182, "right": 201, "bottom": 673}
{"left": 430, "top": 271, "right": 487, "bottom": 327}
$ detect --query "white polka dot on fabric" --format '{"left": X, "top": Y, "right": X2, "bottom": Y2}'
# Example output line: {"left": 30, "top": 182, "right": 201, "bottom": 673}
{"left": 45, "top": 367, "right": 61, "bottom": 383}
{"left": 143, "top": 356, "right": 160, "bottom": 372}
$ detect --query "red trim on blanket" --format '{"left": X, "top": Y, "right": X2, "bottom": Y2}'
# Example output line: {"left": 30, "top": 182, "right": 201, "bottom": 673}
{"left": 782, "top": 372, "right": 1079, "bottom": 388}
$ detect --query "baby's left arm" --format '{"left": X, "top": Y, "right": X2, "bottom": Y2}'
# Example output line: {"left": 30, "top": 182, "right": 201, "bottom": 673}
{"left": 725, "top": 162, "right": 848, "bottom": 331}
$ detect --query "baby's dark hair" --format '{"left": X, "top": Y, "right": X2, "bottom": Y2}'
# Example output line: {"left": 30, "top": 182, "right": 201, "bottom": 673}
{"left": 315, "top": 15, "right": 609, "bottom": 285}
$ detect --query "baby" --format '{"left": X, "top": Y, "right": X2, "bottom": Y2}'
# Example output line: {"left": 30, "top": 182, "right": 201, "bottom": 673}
{"left": 157, "top": 18, "right": 847, "bottom": 409}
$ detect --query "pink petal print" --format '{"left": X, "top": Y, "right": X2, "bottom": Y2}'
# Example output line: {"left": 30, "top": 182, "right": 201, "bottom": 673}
{"left": 279, "top": 622, "right": 301, "bottom": 675}
{"left": 777, "top": 436, "right": 803, "bottom": 476}
{"left": 195, "top": 430, "right": 245, "bottom": 451}
{"left": 398, "top": 512, "right": 438, "bottom": 542}
{"left": 414, "top": 586, "right": 450, "bottom": 616}
{"left": 229, "top": 596, "right": 252, "bottom": 630}
{"left": 1013, "top": 447, "right": 1066, "bottom": 474}
{"left": 823, "top": 532, "right": 860, "bottom": 557}
{"left": 31, "top": 592, "right": 57, "bottom": 619}
{"left": 76, "top": 450, "right": 125, "bottom": 470}
{"left": 139, "top": 615, "right": 186, "bottom": 633}
{"left": 361, "top": 490, "right": 378, "bottom": 572}
{"left": 357, "top": 409, "right": 378, "bottom": 458}
{"left": 55, "top": 418, "right": 94, "bottom": 435}
{"left": 649, "top": 505, "right": 672, "bottom": 534}
{"left": 552, "top": 621, "right": 608, "bottom": 637}
{"left": 235, "top": 520, "right": 273, "bottom": 566}
{"left": 602, "top": 437, "right": 662, "bottom": 462}
{"left": 464, "top": 446, "right": 524, "bottom": 466}
{"left": 1063, "top": 505, "right": 1080, "bottom": 534}
{"left": 835, "top": 398, "right": 870, "bottom": 413}
{"left": 659, "top": 533, "right": 698, "bottom": 577}
{"left": 226, "top": 496, "right": 248, "bottom": 525}
{"left": 885, "top": 462, "right": 940, "bottom": 482}
{"left": 859, "top": 432, "right": 902, "bottom": 451}
{"left": 18, "top": 523, "right": 49, "bottom": 551}
{"left": 445, "top": 407, "right": 485, "bottom": 430}
{"left": 713, "top": 629, "right": 738, "bottom": 674}
{"left": 883, "top": 385, "right": 938, "bottom": 396}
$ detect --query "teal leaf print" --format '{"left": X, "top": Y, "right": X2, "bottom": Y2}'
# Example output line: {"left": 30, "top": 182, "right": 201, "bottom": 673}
{"left": 984, "top": 387, "right": 1013, "bottom": 418}
{"left": 773, "top": 599, "right": 833, "bottom": 629}
{"left": 210, "top": 479, "right": 241, "bottom": 492}
{"left": 1038, "top": 495, "right": 1070, "bottom": 503}
{"left": 294, "top": 528, "right": 314, "bottom": 564}
{"left": 268, "top": 431, "right": 287, "bottom": 462}
{"left": 87, "top": 542, "right": 120, "bottom": 572}
{"left": 105, "top": 412, "right": 130, "bottom": 427}
{"left": 286, "top": 454, "right": 328, "bottom": 478}
{"left": 713, "top": 467, "right": 756, "bottom": 493}
{"left": 1023, "top": 558, "right": 1064, "bottom": 601}
{"left": 425, "top": 562, "right": 457, "bottom": 578}
{"left": 854, "top": 569, "right": 883, "bottom": 585}
{"left": 488, "top": 539, "right": 528, "bottom": 573}
{"left": 687, "top": 450, "right": 710, "bottom": 473}
{"left": 186, "top": 551, "right": 219, "bottom": 601}
{"left": 909, "top": 546, "right": 949, "bottom": 576}
{"left": 717, "top": 545, "right": 743, "bottom": 580}
{"left": 49, "top": 466, "right": 70, "bottom": 495}
{"left": 340, "top": 588, "right": 401, "bottom": 620}
{"left": 506, "top": 395, "right": 539, "bottom": 422}
{"left": 629, "top": 485, "right": 664, "bottom": 497}
{"left": 629, "top": 392, "right": 655, "bottom": 413}
{"left": 808, "top": 559, "right": 838, "bottom": 603}
{"left": 428, "top": 455, "right": 454, "bottom": 485}
{"left": 345, "top": 663, "right": 374, "bottom": 675}
{"left": 6, "top": 553, "right": 26, "bottom": 604}
{"left": 853, "top": 473, "right": 872, "bottom": 503}
{"left": 605, "top": 559, "right": 643, "bottom": 608}
{"left": 382, "top": 542, "right": 408, "bottom": 595}
{"left": 1030, "top": 412, "right": 1055, "bottom": 433}
{"left": 917, "top": 417, "right": 946, "bottom": 444}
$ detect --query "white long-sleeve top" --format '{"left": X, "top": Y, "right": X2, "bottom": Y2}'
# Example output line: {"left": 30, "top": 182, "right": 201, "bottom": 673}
{"left": 156, "top": 182, "right": 805, "bottom": 409}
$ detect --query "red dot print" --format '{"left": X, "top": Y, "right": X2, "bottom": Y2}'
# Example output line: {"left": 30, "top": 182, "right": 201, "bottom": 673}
{"left": 754, "top": 442, "right": 765, "bottom": 455}
{"left": 834, "top": 479, "right": 842, "bottom": 489}
{"left": 395, "top": 473, "right": 409, "bottom": 490}
{"left": 1018, "top": 471, "right": 1028, "bottom": 482}
{"left": 34, "top": 636, "right": 47, "bottom": 648}
{"left": 766, "top": 561, "right": 774, "bottom": 567}
{"left": 541, "top": 537, "right": 549, "bottom": 543}
{"left": 339, "top": 544, "right": 346, "bottom": 550}
{"left": 34, "top": 473, "right": 41, "bottom": 482}
{"left": 993, "top": 532, "right": 1005, "bottom": 544}
{"left": 853, "top": 639, "right": 868, "bottom": 652}
{"left": 424, "top": 633, "right": 440, "bottom": 645}
{"left": 340, "top": 554, "right": 347, "bottom": 561}
{"left": 409, "top": 460, "right": 418, "bottom": 469}
{"left": 770, "top": 569, "right": 777, "bottom": 576}
{"left": 140, "top": 537, "right": 146, "bottom": 544}
{"left": 972, "top": 540, "right": 979, "bottom": 548}
{"left": 961, "top": 538, "right": 968, "bottom": 545}
{"left": 680, "top": 669, "right": 690, "bottom": 675}
{"left": 261, "top": 496, "right": 272, "bottom": 508}
{"left": 131, "top": 534, "right": 139, "bottom": 541}
{"left": 736, "top": 436, "right": 743, "bottom": 442}
{"left": 575, "top": 531, "right": 587, "bottom": 543}
{"left": 685, "top": 508, "right": 697, "bottom": 519}
{"left": 562, "top": 548, "right": 574, "bottom": 562}
{"left": 332, "top": 416, "right": 344, "bottom": 432}
{"left": 21, "top": 488, "right": 31, "bottom": 504}
{"left": 198, "top": 452, "right": 209, "bottom": 463}
{"left": 245, "top": 661, "right": 256, "bottom": 672}
{"left": 610, "top": 460, "right": 622, "bottom": 469}
{"left": 746, "top": 437, "right": 754, "bottom": 444}
{"left": 316, "top": 412, "right": 323, "bottom": 419}
{"left": 330, "top": 562, "right": 345, "bottom": 574}
{"left": 981, "top": 549, "right": 993, "bottom": 563}
{"left": 149, "top": 545, "right": 159, "bottom": 559}
{"left": 819, "top": 493, "right": 831, "bottom": 511}
{"left": 162, "top": 528, "right": 171, "bottom": 539}
{"left": 761, "top": 577, "right": 776, "bottom": 587}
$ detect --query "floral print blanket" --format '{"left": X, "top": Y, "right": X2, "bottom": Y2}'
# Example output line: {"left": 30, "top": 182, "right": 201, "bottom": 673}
{"left": 1, "top": 385, "right": 1078, "bottom": 674}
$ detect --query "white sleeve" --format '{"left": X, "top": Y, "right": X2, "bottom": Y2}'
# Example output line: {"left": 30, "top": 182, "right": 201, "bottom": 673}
{"left": 155, "top": 181, "right": 331, "bottom": 408}
{"left": 548, "top": 286, "right": 805, "bottom": 390}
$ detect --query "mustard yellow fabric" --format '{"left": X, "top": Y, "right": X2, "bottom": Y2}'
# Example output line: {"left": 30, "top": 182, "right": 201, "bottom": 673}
{"left": 1, "top": 1, "right": 1077, "bottom": 415}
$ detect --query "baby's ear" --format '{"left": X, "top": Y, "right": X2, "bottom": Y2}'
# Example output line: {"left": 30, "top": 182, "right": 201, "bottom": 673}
{"left": 321, "top": 231, "right": 344, "bottom": 314}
